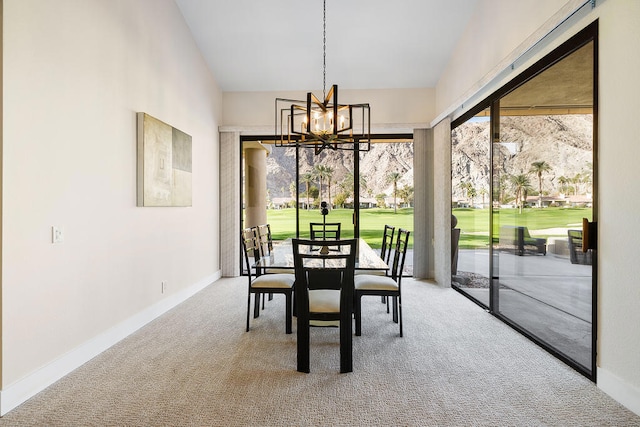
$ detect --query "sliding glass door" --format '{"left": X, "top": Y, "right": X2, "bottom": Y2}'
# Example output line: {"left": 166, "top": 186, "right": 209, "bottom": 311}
{"left": 492, "top": 39, "right": 595, "bottom": 374}
{"left": 452, "top": 24, "right": 597, "bottom": 378}
{"left": 451, "top": 108, "right": 491, "bottom": 307}
{"left": 295, "top": 145, "right": 355, "bottom": 239}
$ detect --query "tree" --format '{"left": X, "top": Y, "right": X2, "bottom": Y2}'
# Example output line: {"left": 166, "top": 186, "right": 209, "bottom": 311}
{"left": 333, "top": 192, "right": 348, "bottom": 208}
{"left": 529, "top": 161, "right": 551, "bottom": 208}
{"left": 308, "top": 186, "right": 319, "bottom": 207}
{"left": 557, "top": 176, "right": 569, "bottom": 195}
{"left": 375, "top": 193, "right": 387, "bottom": 208}
{"left": 387, "top": 172, "right": 402, "bottom": 213}
{"left": 510, "top": 174, "right": 533, "bottom": 214}
{"left": 301, "top": 172, "right": 314, "bottom": 210}
{"left": 313, "top": 165, "right": 329, "bottom": 203}
{"left": 289, "top": 181, "right": 297, "bottom": 199}
{"left": 342, "top": 172, "right": 368, "bottom": 201}
{"left": 479, "top": 187, "right": 488, "bottom": 208}
{"left": 398, "top": 186, "right": 414, "bottom": 208}
{"left": 324, "top": 166, "right": 334, "bottom": 209}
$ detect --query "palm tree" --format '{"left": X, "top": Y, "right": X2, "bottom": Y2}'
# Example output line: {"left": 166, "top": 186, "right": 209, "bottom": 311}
{"left": 345, "top": 172, "right": 369, "bottom": 199}
{"left": 572, "top": 173, "right": 583, "bottom": 195}
{"left": 324, "top": 166, "right": 334, "bottom": 209}
{"left": 529, "top": 161, "right": 551, "bottom": 208}
{"left": 289, "top": 182, "right": 297, "bottom": 207}
{"left": 313, "top": 165, "right": 328, "bottom": 203}
{"left": 479, "top": 187, "right": 488, "bottom": 208}
{"left": 398, "top": 185, "right": 414, "bottom": 207}
{"left": 387, "top": 172, "right": 402, "bottom": 213}
{"left": 458, "top": 181, "right": 469, "bottom": 200}
{"left": 557, "top": 176, "right": 569, "bottom": 196}
{"left": 301, "top": 172, "right": 314, "bottom": 210}
{"left": 510, "top": 174, "right": 533, "bottom": 214}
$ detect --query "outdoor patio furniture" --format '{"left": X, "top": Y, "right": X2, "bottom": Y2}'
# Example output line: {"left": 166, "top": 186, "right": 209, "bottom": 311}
{"left": 499, "top": 225, "right": 546, "bottom": 256}
{"left": 568, "top": 229, "right": 593, "bottom": 265}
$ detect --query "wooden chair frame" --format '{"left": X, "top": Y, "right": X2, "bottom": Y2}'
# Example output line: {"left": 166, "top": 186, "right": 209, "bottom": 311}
{"left": 242, "top": 227, "right": 294, "bottom": 334}
{"left": 354, "top": 228, "right": 410, "bottom": 337}
{"left": 292, "top": 238, "right": 356, "bottom": 373}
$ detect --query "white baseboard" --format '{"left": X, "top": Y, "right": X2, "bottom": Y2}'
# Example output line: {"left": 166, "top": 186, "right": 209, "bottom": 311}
{"left": 598, "top": 367, "right": 640, "bottom": 417}
{"left": 0, "top": 271, "right": 221, "bottom": 416}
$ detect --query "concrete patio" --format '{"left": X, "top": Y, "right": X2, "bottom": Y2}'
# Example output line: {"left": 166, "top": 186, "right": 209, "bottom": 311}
{"left": 454, "top": 248, "right": 593, "bottom": 370}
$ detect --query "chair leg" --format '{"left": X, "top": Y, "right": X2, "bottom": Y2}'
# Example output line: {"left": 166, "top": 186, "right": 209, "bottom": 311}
{"left": 292, "top": 290, "right": 297, "bottom": 317}
{"left": 354, "top": 293, "right": 362, "bottom": 336}
{"left": 253, "top": 293, "right": 261, "bottom": 318}
{"left": 386, "top": 296, "right": 390, "bottom": 313}
{"left": 285, "top": 292, "right": 292, "bottom": 334}
{"left": 297, "top": 315, "right": 310, "bottom": 373}
{"left": 340, "top": 309, "right": 353, "bottom": 373}
{"left": 398, "top": 295, "right": 403, "bottom": 337}
{"left": 246, "top": 292, "right": 251, "bottom": 332}
{"left": 392, "top": 296, "right": 398, "bottom": 323}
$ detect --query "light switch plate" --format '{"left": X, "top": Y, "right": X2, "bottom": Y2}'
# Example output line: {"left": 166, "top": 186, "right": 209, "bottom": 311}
{"left": 52, "top": 226, "right": 64, "bottom": 244}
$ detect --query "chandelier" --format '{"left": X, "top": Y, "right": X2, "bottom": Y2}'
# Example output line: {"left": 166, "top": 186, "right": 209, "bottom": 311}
{"left": 275, "top": 0, "right": 371, "bottom": 154}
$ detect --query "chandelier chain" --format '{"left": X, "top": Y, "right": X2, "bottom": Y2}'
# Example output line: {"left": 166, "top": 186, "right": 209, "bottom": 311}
{"left": 323, "top": 0, "right": 326, "bottom": 99}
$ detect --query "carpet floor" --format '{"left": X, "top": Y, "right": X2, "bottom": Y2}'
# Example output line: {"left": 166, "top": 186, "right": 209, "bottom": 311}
{"left": 1, "top": 277, "right": 638, "bottom": 426}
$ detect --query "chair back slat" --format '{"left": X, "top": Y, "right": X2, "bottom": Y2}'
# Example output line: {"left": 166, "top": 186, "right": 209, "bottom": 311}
{"left": 241, "top": 227, "right": 261, "bottom": 278}
{"left": 380, "top": 225, "right": 395, "bottom": 264}
{"left": 292, "top": 238, "right": 357, "bottom": 305}
{"left": 309, "top": 222, "right": 341, "bottom": 240}
{"left": 256, "top": 224, "right": 273, "bottom": 257}
{"left": 390, "top": 228, "right": 410, "bottom": 281}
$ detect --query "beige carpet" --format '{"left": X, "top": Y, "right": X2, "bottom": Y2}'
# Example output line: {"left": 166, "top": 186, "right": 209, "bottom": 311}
{"left": 1, "top": 278, "right": 639, "bottom": 426}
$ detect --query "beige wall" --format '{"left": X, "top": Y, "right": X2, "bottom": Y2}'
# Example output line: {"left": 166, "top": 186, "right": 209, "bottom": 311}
{"left": 434, "top": 0, "right": 640, "bottom": 415}
{"left": 2, "top": 0, "right": 222, "bottom": 411}
{"left": 3, "top": 0, "right": 639, "bottom": 418}
{"left": 437, "top": 0, "right": 587, "bottom": 117}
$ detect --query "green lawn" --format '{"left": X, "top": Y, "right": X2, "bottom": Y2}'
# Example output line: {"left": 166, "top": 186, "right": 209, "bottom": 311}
{"left": 264, "top": 207, "right": 414, "bottom": 249}
{"left": 453, "top": 207, "right": 592, "bottom": 249}
{"left": 261, "top": 206, "right": 590, "bottom": 250}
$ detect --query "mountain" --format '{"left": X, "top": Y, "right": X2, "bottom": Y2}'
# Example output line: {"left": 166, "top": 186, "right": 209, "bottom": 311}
{"left": 452, "top": 114, "right": 593, "bottom": 201}
{"left": 263, "top": 114, "right": 592, "bottom": 203}
{"left": 265, "top": 142, "right": 414, "bottom": 199}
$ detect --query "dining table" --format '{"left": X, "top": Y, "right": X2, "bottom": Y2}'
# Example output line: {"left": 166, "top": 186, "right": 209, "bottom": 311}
{"left": 255, "top": 237, "right": 387, "bottom": 373}
{"left": 254, "top": 237, "right": 388, "bottom": 272}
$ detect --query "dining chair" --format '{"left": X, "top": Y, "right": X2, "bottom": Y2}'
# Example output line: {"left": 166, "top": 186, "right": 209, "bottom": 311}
{"left": 309, "top": 222, "right": 341, "bottom": 240}
{"left": 292, "top": 238, "right": 357, "bottom": 373}
{"left": 371, "top": 225, "right": 395, "bottom": 307}
{"left": 354, "top": 228, "right": 410, "bottom": 337}
{"left": 380, "top": 224, "right": 396, "bottom": 267}
{"left": 242, "top": 227, "right": 295, "bottom": 334}
{"left": 256, "top": 223, "right": 274, "bottom": 258}
{"left": 257, "top": 223, "right": 294, "bottom": 276}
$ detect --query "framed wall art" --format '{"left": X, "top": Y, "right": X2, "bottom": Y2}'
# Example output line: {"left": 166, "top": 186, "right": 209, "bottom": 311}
{"left": 137, "top": 112, "right": 192, "bottom": 207}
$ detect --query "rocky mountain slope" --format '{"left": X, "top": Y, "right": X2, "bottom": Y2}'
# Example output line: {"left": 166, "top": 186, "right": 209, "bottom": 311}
{"left": 266, "top": 142, "right": 414, "bottom": 199}
{"left": 452, "top": 114, "right": 593, "bottom": 201}
{"left": 263, "top": 114, "right": 593, "bottom": 203}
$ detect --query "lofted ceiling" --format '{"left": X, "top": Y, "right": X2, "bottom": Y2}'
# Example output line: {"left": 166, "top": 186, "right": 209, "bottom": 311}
{"left": 175, "top": 0, "right": 480, "bottom": 93}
